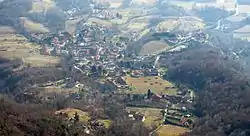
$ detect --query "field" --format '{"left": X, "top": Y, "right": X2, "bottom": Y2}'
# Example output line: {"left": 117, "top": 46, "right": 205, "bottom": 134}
{"left": 126, "top": 22, "right": 148, "bottom": 31}
{"left": 20, "top": 17, "right": 49, "bottom": 33}
{"left": 156, "top": 19, "right": 180, "bottom": 31}
{"left": 126, "top": 107, "right": 163, "bottom": 129}
{"left": 113, "top": 8, "right": 149, "bottom": 25}
{"left": 156, "top": 17, "right": 205, "bottom": 32}
{"left": 156, "top": 125, "right": 189, "bottom": 136}
{"left": 168, "top": 0, "right": 195, "bottom": 10}
{"left": 140, "top": 40, "right": 170, "bottom": 55}
{"left": 124, "top": 16, "right": 153, "bottom": 32}
{"left": 0, "top": 26, "right": 59, "bottom": 67}
{"left": 130, "top": 0, "right": 157, "bottom": 6}
{"left": 31, "top": 0, "right": 55, "bottom": 13}
{"left": 124, "top": 76, "right": 177, "bottom": 95}
{"left": 97, "top": 119, "right": 112, "bottom": 128}
{"left": 109, "top": 0, "right": 123, "bottom": 8}
{"left": 31, "top": 86, "right": 78, "bottom": 100}
{"left": 87, "top": 17, "right": 113, "bottom": 27}
{"left": 55, "top": 108, "right": 90, "bottom": 123}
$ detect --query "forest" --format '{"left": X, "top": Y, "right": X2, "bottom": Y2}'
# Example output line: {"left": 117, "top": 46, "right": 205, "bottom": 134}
{"left": 162, "top": 46, "right": 250, "bottom": 136}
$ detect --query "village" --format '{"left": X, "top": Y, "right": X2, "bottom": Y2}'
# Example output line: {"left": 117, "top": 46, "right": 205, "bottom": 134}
{"left": 28, "top": 3, "right": 211, "bottom": 134}
{"left": 17, "top": 0, "right": 218, "bottom": 135}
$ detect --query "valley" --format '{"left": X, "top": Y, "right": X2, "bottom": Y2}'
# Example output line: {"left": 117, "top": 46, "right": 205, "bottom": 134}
{"left": 1, "top": 0, "right": 250, "bottom": 136}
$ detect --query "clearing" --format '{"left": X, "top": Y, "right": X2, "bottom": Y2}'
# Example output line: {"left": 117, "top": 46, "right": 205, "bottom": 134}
{"left": 126, "top": 107, "right": 163, "bottom": 129}
{"left": 97, "top": 119, "right": 112, "bottom": 128}
{"left": 140, "top": 40, "right": 170, "bottom": 55}
{"left": 124, "top": 76, "right": 177, "bottom": 95}
{"left": 55, "top": 108, "right": 90, "bottom": 123}
{"left": 156, "top": 125, "right": 189, "bottom": 136}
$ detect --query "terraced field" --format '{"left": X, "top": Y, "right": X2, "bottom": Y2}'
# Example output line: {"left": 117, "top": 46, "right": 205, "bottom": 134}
{"left": 0, "top": 26, "right": 59, "bottom": 67}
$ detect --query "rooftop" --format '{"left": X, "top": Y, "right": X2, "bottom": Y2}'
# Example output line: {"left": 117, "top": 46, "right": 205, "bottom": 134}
{"left": 234, "top": 25, "right": 250, "bottom": 33}
{"left": 226, "top": 14, "right": 248, "bottom": 22}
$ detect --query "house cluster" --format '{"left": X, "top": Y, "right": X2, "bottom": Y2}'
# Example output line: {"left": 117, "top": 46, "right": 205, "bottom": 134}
{"left": 40, "top": 32, "right": 72, "bottom": 56}
{"left": 92, "top": 8, "right": 121, "bottom": 20}
{"left": 70, "top": 23, "right": 130, "bottom": 76}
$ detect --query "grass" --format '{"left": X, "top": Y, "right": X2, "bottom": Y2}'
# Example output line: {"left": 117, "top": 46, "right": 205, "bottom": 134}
{"left": 31, "top": 0, "right": 55, "bottom": 13}
{"left": 97, "top": 119, "right": 112, "bottom": 128}
{"left": 126, "top": 107, "right": 163, "bottom": 129}
{"left": 34, "top": 86, "right": 78, "bottom": 97}
{"left": 140, "top": 40, "right": 170, "bottom": 55}
{"left": 0, "top": 27, "right": 59, "bottom": 67}
{"left": 20, "top": 17, "right": 49, "bottom": 33}
{"left": 169, "top": 0, "right": 195, "bottom": 10}
{"left": 156, "top": 17, "right": 205, "bottom": 32}
{"left": 0, "top": 26, "right": 15, "bottom": 34}
{"left": 109, "top": 0, "right": 123, "bottom": 8}
{"left": 124, "top": 76, "right": 177, "bottom": 95}
{"left": 130, "top": 0, "right": 156, "bottom": 6}
{"left": 156, "top": 20, "right": 180, "bottom": 31}
{"left": 55, "top": 108, "right": 90, "bottom": 123}
{"left": 127, "top": 22, "right": 148, "bottom": 31}
{"left": 139, "top": 28, "right": 150, "bottom": 38}
{"left": 87, "top": 17, "right": 113, "bottom": 27}
{"left": 156, "top": 125, "right": 189, "bottom": 136}
{"left": 23, "top": 55, "right": 60, "bottom": 67}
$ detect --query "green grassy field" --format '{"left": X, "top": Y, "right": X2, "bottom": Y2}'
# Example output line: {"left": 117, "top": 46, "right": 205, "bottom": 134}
{"left": 124, "top": 76, "right": 177, "bottom": 95}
